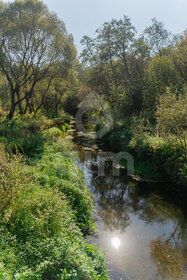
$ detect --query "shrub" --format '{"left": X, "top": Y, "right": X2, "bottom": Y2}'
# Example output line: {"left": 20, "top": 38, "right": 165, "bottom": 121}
{"left": 42, "top": 127, "right": 63, "bottom": 141}
{"left": 156, "top": 92, "right": 187, "bottom": 152}
{"left": 0, "top": 142, "right": 108, "bottom": 279}
{"left": 0, "top": 128, "right": 108, "bottom": 279}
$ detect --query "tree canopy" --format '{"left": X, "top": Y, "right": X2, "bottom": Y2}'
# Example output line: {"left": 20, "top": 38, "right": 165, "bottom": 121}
{"left": 0, "top": 0, "right": 76, "bottom": 119}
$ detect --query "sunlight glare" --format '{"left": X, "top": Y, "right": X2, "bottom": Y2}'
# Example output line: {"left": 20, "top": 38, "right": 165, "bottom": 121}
{"left": 112, "top": 237, "right": 121, "bottom": 249}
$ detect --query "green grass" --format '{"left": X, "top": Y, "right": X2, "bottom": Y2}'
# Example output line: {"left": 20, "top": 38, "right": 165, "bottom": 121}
{"left": 32, "top": 138, "right": 95, "bottom": 234}
{"left": 0, "top": 117, "right": 108, "bottom": 279}
{"left": 100, "top": 119, "right": 186, "bottom": 185}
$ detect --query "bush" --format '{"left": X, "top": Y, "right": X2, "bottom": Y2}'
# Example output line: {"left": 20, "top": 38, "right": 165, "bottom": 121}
{"left": 100, "top": 116, "right": 186, "bottom": 183}
{"left": 42, "top": 127, "right": 63, "bottom": 141}
{"left": 156, "top": 92, "right": 187, "bottom": 152}
{"left": 129, "top": 134, "right": 186, "bottom": 183}
{"left": 0, "top": 116, "right": 46, "bottom": 157}
{"left": 0, "top": 133, "right": 108, "bottom": 279}
{"left": 0, "top": 115, "right": 71, "bottom": 158}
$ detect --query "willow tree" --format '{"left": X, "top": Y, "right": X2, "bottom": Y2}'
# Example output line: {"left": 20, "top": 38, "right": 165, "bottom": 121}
{"left": 0, "top": 0, "right": 76, "bottom": 119}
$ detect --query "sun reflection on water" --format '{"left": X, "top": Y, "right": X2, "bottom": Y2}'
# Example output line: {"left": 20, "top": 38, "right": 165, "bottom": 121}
{"left": 112, "top": 237, "right": 121, "bottom": 249}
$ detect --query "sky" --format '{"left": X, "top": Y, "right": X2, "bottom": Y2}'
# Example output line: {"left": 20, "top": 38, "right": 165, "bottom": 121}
{"left": 8, "top": 0, "right": 187, "bottom": 54}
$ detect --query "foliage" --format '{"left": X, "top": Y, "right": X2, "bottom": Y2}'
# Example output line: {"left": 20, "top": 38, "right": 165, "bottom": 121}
{"left": 0, "top": 126, "right": 108, "bottom": 279}
{"left": 172, "top": 33, "right": 187, "bottom": 82}
{"left": 0, "top": 0, "right": 76, "bottom": 119}
{"left": 156, "top": 91, "right": 187, "bottom": 152}
{"left": 80, "top": 15, "right": 186, "bottom": 185}
{"left": 0, "top": 5, "right": 186, "bottom": 278}
{"left": 33, "top": 137, "right": 95, "bottom": 234}
{"left": 0, "top": 113, "right": 73, "bottom": 156}
{"left": 143, "top": 55, "right": 180, "bottom": 115}
{"left": 143, "top": 18, "right": 172, "bottom": 55}
{"left": 129, "top": 133, "right": 187, "bottom": 184}
{"left": 100, "top": 116, "right": 186, "bottom": 183}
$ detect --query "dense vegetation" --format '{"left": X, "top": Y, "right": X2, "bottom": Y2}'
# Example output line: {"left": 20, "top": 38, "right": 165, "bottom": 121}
{"left": 0, "top": 0, "right": 186, "bottom": 278}
{"left": 80, "top": 17, "right": 187, "bottom": 185}
{"left": 0, "top": 117, "right": 108, "bottom": 279}
{"left": 0, "top": 1, "right": 108, "bottom": 279}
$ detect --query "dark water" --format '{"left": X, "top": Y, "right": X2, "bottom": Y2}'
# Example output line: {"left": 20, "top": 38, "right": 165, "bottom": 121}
{"left": 74, "top": 132, "right": 187, "bottom": 280}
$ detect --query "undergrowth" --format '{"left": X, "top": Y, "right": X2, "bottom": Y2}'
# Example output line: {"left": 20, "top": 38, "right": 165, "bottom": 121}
{"left": 0, "top": 117, "right": 108, "bottom": 279}
{"left": 100, "top": 118, "right": 186, "bottom": 184}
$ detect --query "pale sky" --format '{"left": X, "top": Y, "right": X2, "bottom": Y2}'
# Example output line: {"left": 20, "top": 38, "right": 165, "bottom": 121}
{"left": 7, "top": 0, "right": 187, "bottom": 53}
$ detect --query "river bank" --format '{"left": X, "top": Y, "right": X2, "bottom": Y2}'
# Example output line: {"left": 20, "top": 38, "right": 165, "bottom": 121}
{"left": 0, "top": 117, "right": 108, "bottom": 279}
{"left": 0, "top": 115, "right": 186, "bottom": 280}
{"left": 73, "top": 125, "right": 187, "bottom": 280}
{"left": 93, "top": 118, "right": 187, "bottom": 187}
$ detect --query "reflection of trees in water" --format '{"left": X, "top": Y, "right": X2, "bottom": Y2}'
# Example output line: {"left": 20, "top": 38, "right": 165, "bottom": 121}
{"left": 90, "top": 170, "right": 187, "bottom": 235}
{"left": 91, "top": 173, "right": 170, "bottom": 232}
{"left": 91, "top": 176, "right": 131, "bottom": 231}
{"left": 84, "top": 154, "right": 187, "bottom": 278}
{"left": 146, "top": 200, "right": 186, "bottom": 279}
{"left": 90, "top": 169, "right": 187, "bottom": 279}
{"left": 149, "top": 202, "right": 187, "bottom": 279}
{"left": 150, "top": 237, "right": 185, "bottom": 280}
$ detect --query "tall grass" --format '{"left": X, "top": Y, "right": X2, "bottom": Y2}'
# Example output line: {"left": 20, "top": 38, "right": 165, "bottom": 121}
{"left": 0, "top": 117, "right": 108, "bottom": 279}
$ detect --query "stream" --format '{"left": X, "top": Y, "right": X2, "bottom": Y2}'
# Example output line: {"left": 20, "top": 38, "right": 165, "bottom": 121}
{"left": 71, "top": 129, "right": 187, "bottom": 280}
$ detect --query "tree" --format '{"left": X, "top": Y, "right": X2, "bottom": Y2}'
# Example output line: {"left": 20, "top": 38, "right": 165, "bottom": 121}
{"left": 80, "top": 16, "right": 149, "bottom": 114}
{"left": 156, "top": 91, "right": 187, "bottom": 153}
{"left": 172, "top": 32, "right": 187, "bottom": 82}
{"left": 81, "top": 16, "right": 136, "bottom": 83}
{"left": 143, "top": 55, "right": 178, "bottom": 117}
{"left": 0, "top": 0, "right": 76, "bottom": 119}
{"left": 144, "top": 18, "right": 172, "bottom": 56}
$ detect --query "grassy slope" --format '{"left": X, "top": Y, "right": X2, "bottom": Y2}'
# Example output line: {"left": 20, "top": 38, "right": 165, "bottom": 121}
{"left": 0, "top": 116, "right": 108, "bottom": 279}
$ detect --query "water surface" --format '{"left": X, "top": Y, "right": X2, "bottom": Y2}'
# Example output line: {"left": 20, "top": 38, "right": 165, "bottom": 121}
{"left": 75, "top": 134, "right": 187, "bottom": 280}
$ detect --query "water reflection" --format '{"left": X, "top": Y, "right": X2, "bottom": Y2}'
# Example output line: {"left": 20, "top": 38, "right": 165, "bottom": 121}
{"left": 112, "top": 237, "right": 121, "bottom": 250}
{"left": 78, "top": 148, "right": 187, "bottom": 280}
{"left": 150, "top": 238, "right": 185, "bottom": 280}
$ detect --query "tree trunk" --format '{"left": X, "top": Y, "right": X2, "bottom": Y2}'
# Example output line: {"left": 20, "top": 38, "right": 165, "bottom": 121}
{"left": 122, "top": 55, "right": 131, "bottom": 83}
{"left": 8, "top": 90, "right": 16, "bottom": 119}
{"left": 16, "top": 89, "right": 24, "bottom": 115}
{"left": 55, "top": 93, "right": 59, "bottom": 117}
{"left": 34, "top": 99, "right": 44, "bottom": 116}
